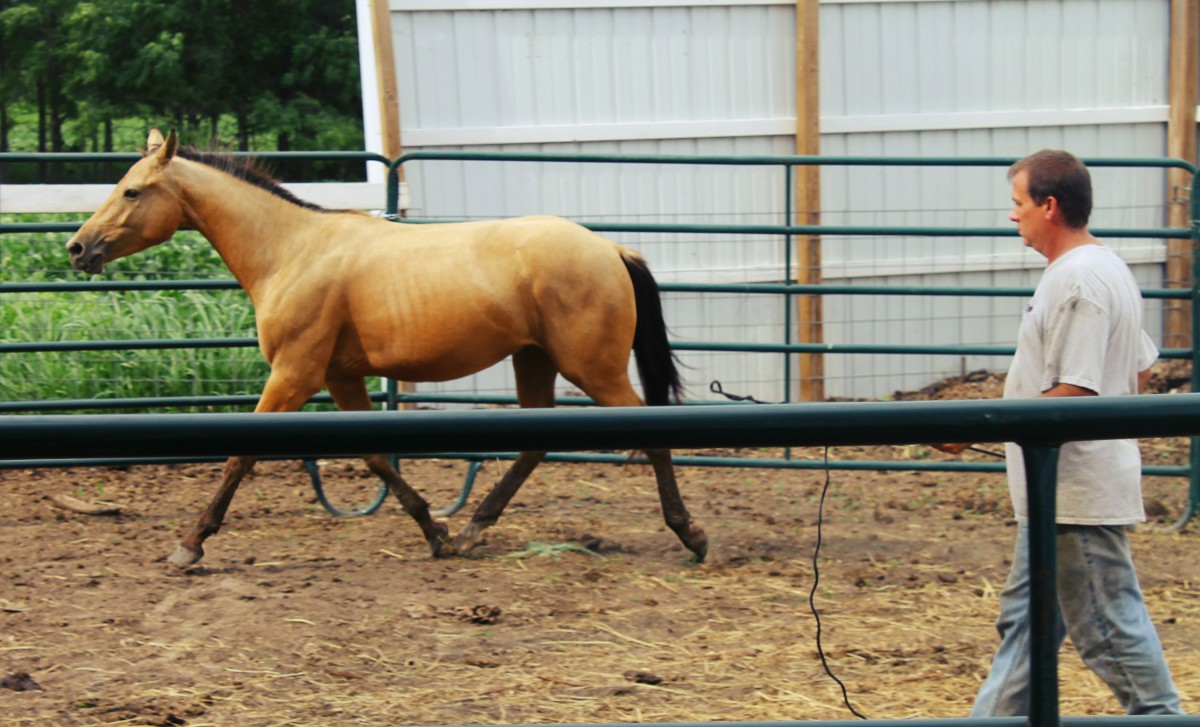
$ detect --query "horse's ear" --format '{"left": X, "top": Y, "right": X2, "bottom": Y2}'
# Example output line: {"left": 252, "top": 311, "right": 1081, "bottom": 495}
{"left": 144, "top": 128, "right": 165, "bottom": 157}
{"left": 152, "top": 129, "right": 178, "bottom": 167}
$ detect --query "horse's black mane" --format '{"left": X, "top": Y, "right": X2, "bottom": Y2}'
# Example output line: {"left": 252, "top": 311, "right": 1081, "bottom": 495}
{"left": 176, "top": 146, "right": 332, "bottom": 213}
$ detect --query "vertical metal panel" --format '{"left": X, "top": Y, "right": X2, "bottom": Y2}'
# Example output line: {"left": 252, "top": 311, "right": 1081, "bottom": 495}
{"left": 386, "top": 0, "right": 1179, "bottom": 403}
{"left": 822, "top": 0, "right": 1171, "bottom": 115}
{"left": 393, "top": 5, "right": 796, "bottom": 134}
{"left": 820, "top": 0, "right": 1173, "bottom": 405}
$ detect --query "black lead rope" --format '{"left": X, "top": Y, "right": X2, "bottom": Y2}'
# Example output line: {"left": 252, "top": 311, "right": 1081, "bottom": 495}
{"left": 709, "top": 380, "right": 865, "bottom": 719}
{"left": 707, "top": 379, "right": 1008, "bottom": 719}
{"left": 709, "top": 380, "right": 777, "bottom": 404}
{"left": 812, "top": 446, "right": 867, "bottom": 720}
{"left": 969, "top": 446, "right": 1007, "bottom": 459}
{"left": 710, "top": 380, "right": 1006, "bottom": 460}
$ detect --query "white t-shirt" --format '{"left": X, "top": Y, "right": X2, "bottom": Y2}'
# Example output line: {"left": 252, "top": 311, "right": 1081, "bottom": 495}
{"left": 1003, "top": 243, "right": 1158, "bottom": 525}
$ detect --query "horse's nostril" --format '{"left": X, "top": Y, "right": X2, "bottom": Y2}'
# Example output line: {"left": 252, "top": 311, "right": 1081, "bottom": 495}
{"left": 67, "top": 242, "right": 83, "bottom": 256}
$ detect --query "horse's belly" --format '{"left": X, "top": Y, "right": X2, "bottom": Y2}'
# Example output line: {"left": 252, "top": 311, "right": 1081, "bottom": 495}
{"left": 338, "top": 284, "right": 537, "bottom": 381}
{"left": 332, "top": 333, "right": 524, "bottom": 383}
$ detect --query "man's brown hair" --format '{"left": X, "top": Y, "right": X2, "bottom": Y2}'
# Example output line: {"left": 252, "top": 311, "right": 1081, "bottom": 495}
{"left": 1008, "top": 149, "right": 1092, "bottom": 229}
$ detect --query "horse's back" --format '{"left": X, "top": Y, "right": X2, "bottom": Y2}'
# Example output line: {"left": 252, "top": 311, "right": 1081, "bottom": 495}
{"left": 372, "top": 214, "right": 634, "bottom": 302}
{"left": 323, "top": 213, "right": 637, "bottom": 381}
{"left": 396, "top": 214, "right": 619, "bottom": 261}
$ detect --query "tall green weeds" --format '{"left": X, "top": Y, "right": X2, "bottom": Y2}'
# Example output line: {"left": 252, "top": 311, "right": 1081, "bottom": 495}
{"left": 1, "top": 214, "right": 343, "bottom": 411}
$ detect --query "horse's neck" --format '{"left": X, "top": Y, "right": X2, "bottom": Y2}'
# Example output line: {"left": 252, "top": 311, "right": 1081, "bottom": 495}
{"left": 175, "top": 161, "right": 317, "bottom": 296}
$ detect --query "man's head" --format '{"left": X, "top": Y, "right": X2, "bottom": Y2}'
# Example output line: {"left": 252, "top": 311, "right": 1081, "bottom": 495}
{"left": 1007, "top": 149, "right": 1092, "bottom": 229}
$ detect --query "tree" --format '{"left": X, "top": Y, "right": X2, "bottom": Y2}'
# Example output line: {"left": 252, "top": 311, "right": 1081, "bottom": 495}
{"left": 0, "top": 0, "right": 80, "bottom": 168}
{"left": 1, "top": 0, "right": 364, "bottom": 180}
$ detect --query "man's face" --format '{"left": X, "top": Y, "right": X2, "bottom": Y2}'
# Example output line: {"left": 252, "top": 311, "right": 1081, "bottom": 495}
{"left": 1009, "top": 170, "right": 1050, "bottom": 251}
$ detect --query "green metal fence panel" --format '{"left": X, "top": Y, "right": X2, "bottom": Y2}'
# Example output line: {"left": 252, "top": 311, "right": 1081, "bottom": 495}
{"left": 2, "top": 150, "right": 1197, "bottom": 519}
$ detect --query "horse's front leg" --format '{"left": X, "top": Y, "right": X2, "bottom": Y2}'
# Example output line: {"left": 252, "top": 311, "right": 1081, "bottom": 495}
{"left": 167, "top": 368, "right": 320, "bottom": 567}
{"left": 168, "top": 455, "right": 258, "bottom": 566}
{"left": 449, "top": 347, "right": 555, "bottom": 555}
{"left": 325, "top": 377, "right": 450, "bottom": 557}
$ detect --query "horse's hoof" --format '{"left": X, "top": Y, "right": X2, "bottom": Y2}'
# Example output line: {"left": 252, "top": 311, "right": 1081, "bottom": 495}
{"left": 428, "top": 521, "right": 452, "bottom": 558}
{"left": 167, "top": 545, "right": 203, "bottom": 567}
{"left": 685, "top": 525, "right": 708, "bottom": 563}
{"left": 449, "top": 523, "right": 485, "bottom": 556}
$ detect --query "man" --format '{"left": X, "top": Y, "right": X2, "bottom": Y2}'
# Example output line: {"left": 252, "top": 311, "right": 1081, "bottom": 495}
{"left": 937, "top": 149, "right": 1182, "bottom": 716}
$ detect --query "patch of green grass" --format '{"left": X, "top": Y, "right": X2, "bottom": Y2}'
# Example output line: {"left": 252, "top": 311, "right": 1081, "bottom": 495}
{"left": 1, "top": 214, "right": 381, "bottom": 411}
{"left": 504, "top": 541, "right": 601, "bottom": 560}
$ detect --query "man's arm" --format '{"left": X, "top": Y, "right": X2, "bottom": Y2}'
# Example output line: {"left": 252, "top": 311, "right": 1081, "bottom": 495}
{"left": 932, "top": 382, "right": 1095, "bottom": 454}
{"left": 1039, "top": 382, "right": 1096, "bottom": 398}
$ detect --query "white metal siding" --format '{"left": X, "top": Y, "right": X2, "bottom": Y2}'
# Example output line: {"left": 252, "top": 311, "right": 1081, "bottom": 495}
{"left": 391, "top": 5, "right": 796, "bottom": 143}
{"left": 372, "top": 0, "right": 1187, "bottom": 403}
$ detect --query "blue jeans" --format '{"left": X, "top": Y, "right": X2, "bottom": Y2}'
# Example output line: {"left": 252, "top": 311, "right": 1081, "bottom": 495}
{"left": 971, "top": 523, "right": 1182, "bottom": 716}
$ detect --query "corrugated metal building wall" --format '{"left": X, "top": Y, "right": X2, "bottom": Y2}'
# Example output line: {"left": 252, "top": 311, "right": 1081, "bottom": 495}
{"left": 365, "top": 0, "right": 1192, "bottom": 403}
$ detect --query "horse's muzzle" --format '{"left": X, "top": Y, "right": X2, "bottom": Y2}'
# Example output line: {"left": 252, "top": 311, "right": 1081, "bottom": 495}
{"left": 66, "top": 238, "right": 106, "bottom": 274}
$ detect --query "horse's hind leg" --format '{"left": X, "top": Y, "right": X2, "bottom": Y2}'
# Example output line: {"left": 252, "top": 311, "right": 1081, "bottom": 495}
{"left": 572, "top": 375, "right": 707, "bottom": 562}
{"left": 325, "top": 377, "right": 450, "bottom": 557}
{"left": 450, "top": 347, "right": 556, "bottom": 555}
{"left": 642, "top": 447, "right": 707, "bottom": 562}
{"left": 450, "top": 451, "right": 547, "bottom": 554}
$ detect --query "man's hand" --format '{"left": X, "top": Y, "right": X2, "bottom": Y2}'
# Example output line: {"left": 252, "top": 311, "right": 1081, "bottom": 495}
{"left": 929, "top": 443, "right": 971, "bottom": 455}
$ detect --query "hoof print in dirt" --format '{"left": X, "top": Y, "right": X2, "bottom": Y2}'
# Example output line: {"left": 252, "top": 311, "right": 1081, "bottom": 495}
{"left": 0, "top": 671, "right": 42, "bottom": 692}
{"left": 577, "top": 533, "right": 624, "bottom": 553}
{"left": 622, "top": 669, "right": 664, "bottom": 685}
{"left": 454, "top": 604, "right": 502, "bottom": 624}
{"left": 463, "top": 656, "right": 501, "bottom": 668}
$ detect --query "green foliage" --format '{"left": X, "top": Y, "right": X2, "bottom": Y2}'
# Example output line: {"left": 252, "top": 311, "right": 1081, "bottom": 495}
{"left": 0, "top": 0, "right": 364, "bottom": 179}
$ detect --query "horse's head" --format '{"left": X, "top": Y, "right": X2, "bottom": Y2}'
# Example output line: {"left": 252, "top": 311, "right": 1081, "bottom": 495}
{"left": 66, "top": 129, "right": 187, "bottom": 274}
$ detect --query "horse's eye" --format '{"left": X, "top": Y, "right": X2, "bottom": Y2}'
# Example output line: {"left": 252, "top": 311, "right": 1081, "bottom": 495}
{"left": 124, "top": 188, "right": 140, "bottom": 200}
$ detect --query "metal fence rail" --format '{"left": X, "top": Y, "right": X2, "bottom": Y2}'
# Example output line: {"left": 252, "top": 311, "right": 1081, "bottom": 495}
{"left": 3, "top": 395, "right": 1200, "bottom": 727}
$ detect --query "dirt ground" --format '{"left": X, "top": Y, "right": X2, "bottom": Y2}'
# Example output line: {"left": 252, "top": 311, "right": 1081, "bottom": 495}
{"left": 4, "top": 365, "right": 1200, "bottom": 726}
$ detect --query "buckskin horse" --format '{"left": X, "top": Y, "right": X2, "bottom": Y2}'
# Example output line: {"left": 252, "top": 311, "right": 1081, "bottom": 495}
{"left": 65, "top": 129, "right": 707, "bottom": 566}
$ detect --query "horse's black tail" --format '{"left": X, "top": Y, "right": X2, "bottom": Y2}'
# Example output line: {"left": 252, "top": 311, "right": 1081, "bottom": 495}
{"left": 621, "top": 250, "right": 683, "bottom": 406}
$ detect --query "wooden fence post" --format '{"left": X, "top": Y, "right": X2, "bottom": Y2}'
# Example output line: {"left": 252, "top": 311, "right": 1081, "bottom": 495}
{"left": 795, "top": 0, "right": 823, "bottom": 402}
{"left": 1165, "top": 0, "right": 1199, "bottom": 349}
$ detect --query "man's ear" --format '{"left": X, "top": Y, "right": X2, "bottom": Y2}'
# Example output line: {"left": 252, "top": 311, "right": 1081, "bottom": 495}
{"left": 1042, "top": 195, "right": 1059, "bottom": 219}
